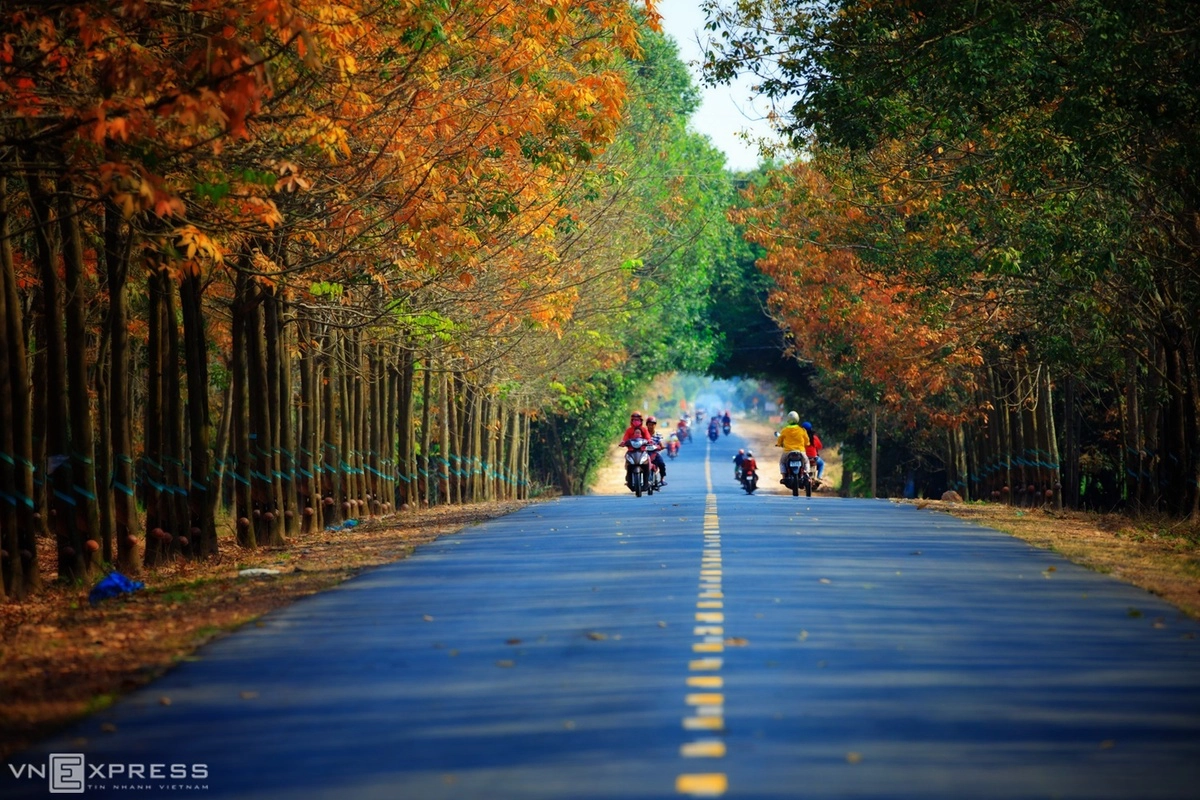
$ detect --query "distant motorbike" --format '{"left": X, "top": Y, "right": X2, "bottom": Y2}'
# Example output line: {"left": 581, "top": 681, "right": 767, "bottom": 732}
{"left": 667, "top": 437, "right": 680, "bottom": 459}
{"left": 741, "top": 462, "right": 758, "bottom": 494}
{"left": 707, "top": 426, "right": 719, "bottom": 442}
{"left": 781, "top": 449, "right": 812, "bottom": 497}
{"left": 677, "top": 421, "right": 692, "bottom": 444}
{"left": 722, "top": 421, "right": 731, "bottom": 436}
{"left": 732, "top": 457, "right": 744, "bottom": 483}
{"left": 625, "top": 437, "right": 652, "bottom": 497}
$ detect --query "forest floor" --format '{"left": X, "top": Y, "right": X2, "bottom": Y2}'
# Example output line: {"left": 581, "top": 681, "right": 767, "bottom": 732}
{"left": 0, "top": 499, "right": 529, "bottom": 761}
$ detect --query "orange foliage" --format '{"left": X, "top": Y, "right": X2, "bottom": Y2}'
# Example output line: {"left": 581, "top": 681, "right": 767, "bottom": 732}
{"left": 738, "top": 160, "right": 984, "bottom": 427}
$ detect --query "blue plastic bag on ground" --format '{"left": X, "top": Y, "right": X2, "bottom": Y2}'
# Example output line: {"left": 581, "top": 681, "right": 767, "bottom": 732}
{"left": 89, "top": 572, "right": 146, "bottom": 606}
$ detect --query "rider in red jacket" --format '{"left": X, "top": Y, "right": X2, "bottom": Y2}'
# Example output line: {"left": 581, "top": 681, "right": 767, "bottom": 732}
{"left": 621, "top": 412, "right": 651, "bottom": 447}
{"left": 802, "top": 421, "right": 824, "bottom": 480}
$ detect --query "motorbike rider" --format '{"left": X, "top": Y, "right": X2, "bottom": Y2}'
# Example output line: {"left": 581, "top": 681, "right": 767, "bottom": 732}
{"left": 775, "top": 410, "right": 811, "bottom": 482}
{"left": 645, "top": 415, "right": 667, "bottom": 485}
{"left": 732, "top": 448, "right": 746, "bottom": 479}
{"left": 621, "top": 412, "right": 652, "bottom": 447}
{"left": 742, "top": 449, "right": 758, "bottom": 482}
{"left": 722, "top": 409, "right": 732, "bottom": 427}
{"left": 621, "top": 412, "right": 652, "bottom": 488}
{"left": 802, "top": 421, "right": 825, "bottom": 481}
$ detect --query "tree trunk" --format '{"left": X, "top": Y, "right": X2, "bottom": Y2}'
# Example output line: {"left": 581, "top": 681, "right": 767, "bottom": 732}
{"left": 143, "top": 263, "right": 168, "bottom": 565}
{"left": 180, "top": 270, "right": 217, "bottom": 557}
{"left": 446, "top": 372, "right": 460, "bottom": 504}
{"left": 1062, "top": 373, "right": 1079, "bottom": 509}
{"left": 297, "top": 320, "right": 318, "bottom": 531}
{"left": 162, "top": 267, "right": 189, "bottom": 559}
{"left": 419, "top": 358, "right": 433, "bottom": 507}
{"left": 211, "top": 377, "right": 234, "bottom": 515}
{"left": 438, "top": 369, "right": 451, "bottom": 503}
{"left": 396, "top": 348, "right": 414, "bottom": 509}
{"left": 276, "top": 292, "right": 299, "bottom": 537}
{"left": 0, "top": 175, "right": 38, "bottom": 595}
{"left": 507, "top": 405, "right": 520, "bottom": 501}
{"left": 339, "top": 332, "right": 357, "bottom": 517}
{"left": 0, "top": 191, "right": 20, "bottom": 598}
{"left": 27, "top": 173, "right": 79, "bottom": 580}
{"left": 231, "top": 269, "right": 255, "bottom": 548}
{"left": 95, "top": 316, "right": 114, "bottom": 565}
{"left": 57, "top": 183, "right": 102, "bottom": 574}
{"left": 322, "top": 328, "right": 341, "bottom": 526}
{"left": 869, "top": 408, "right": 878, "bottom": 499}
{"left": 263, "top": 287, "right": 288, "bottom": 542}
{"left": 1042, "top": 369, "right": 1063, "bottom": 511}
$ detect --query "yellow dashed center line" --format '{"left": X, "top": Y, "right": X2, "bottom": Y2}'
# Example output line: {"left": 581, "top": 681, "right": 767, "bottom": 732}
{"left": 678, "top": 443, "right": 728, "bottom": 796}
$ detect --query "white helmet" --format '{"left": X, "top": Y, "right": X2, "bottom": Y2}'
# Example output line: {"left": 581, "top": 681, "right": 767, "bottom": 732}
{"left": 787, "top": 411, "right": 800, "bottom": 424}
{"left": 746, "top": 450, "right": 754, "bottom": 457}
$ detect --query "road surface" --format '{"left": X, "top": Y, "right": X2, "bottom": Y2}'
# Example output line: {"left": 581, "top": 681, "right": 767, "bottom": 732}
{"left": 5, "top": 431, "right": 1199, "bottom": 798}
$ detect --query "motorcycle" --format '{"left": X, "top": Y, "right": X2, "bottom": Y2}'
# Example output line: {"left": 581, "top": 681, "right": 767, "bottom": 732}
{"left": 732, "top": 457, "right": 744, "bottom": 483}
{"left": 722, "top": 421, "right": 731, "bottom": 436}
{"left": 741, "top": 462, "right": 758, "bottom": 494}
{"left": 677, "top": 421, "right": 692, "bottom": 444}
{"left": 781, "top": 449, "right": 812, "bottom": 497}
{"left": 707, "top": 425, "right": 720, "bottom": 442}
{"left": 624, "top": 437, "right": 652, "bottom": 497}
{"left": 667, "top": 437, "right": 680, "bottom": 459}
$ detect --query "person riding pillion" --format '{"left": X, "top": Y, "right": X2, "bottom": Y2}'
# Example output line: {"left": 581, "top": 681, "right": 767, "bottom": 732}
{"left": 802, "top": 421, "right": 824, "bottom": 481}
{"left": 645, "top": 415, "right": 667, "bottom": 485}
{"left": 775, "top": 411, "right": 811, "bottom": 480}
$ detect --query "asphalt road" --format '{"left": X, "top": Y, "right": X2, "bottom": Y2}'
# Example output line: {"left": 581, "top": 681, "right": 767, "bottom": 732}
{"left": 5, "top": 431, "right": 1200, "bottom": 799}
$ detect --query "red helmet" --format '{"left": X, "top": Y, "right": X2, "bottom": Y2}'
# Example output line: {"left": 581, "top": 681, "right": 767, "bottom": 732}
{"left": 646, "top": 415, "right": 657, "bottom": 424}
{"left": 630, "top": 412, "right": 643, "bottom": 423}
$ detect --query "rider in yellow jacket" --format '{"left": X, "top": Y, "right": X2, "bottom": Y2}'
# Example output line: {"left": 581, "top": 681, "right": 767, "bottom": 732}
{"left": 775, "top": 411, "right": 811, "bottom": 480}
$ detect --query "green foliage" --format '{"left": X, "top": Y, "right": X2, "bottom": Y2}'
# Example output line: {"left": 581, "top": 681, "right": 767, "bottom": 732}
{"left": 702, "top": 0, "right": 1200, "bottom": 509}
{"left": 528, "top": 26, "right": 750, "bottom": 492}
{"left": 309, "top": 281, "right": 344, "bottom": 298}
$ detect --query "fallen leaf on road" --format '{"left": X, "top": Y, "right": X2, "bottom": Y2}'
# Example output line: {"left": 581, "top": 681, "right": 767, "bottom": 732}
{"left": 422, "top": 614, "right": 434, "bottom": 622}
{"left": 724, "top": 637, "right": 748, "bottom": 646}
{"left": 846, "top": 752, "right": 863, "bottom": 764}
{"left": 819, "top": 578, "right": 832, "bottom": 584}
{"left": 506, "top": 638, "right": 521, "bottom": 645}
{"left": 240, "top": 691, "right": 258, "bottom": 700}
{"left": 100, "top": 723, "right": 118, "bottom": 733}
{"left": 586, "top": 632, "right": 608, "bottom": 641}
{"left": 496, "top": 660, "right": 515, "bottom": 668}
{"left": 1100, "top": 740, "right": 1115, "bottom": 749}
{"left": 159, "top": 697, "right": 171, "bottom": 706}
